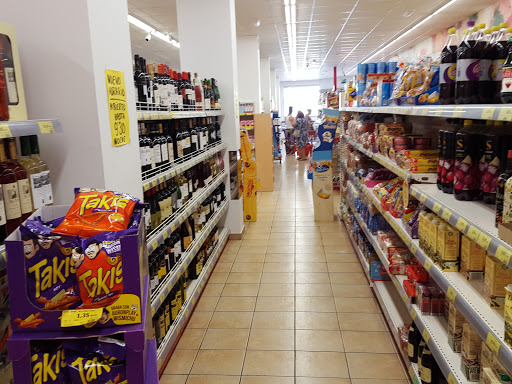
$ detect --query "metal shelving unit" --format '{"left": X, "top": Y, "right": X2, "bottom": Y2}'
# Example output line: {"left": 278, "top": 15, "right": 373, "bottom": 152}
{"left": 146, "top": 170, "right": 227, "bottom": 254}
{"left": 150, "top": 199, "right": 228, "bottom": 315}
{"left": 340, "top": 104, "right": 512, "bottom": 122}
{"left": 0, "top": 118, "right": 62, "bottom": 137}
{"left": 348, "top": 172, "right": 512, "bottom": 375}
{"left": 136, "top": 109, "right": 223, "bottom": 121}
{"left": 142, "top": 142, "right": 226, "bottom": 190}
{"left": 156, "top": 227, "right": 229, "bottom": 373}
{"left": 341, "top": 136, "right": 436, "bottom": 183}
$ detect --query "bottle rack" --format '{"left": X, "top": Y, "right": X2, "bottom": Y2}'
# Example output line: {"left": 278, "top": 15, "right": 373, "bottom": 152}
{"left": 150, "top": 198, "right": 229, "bottom": 315}
{"left": 137, "top": 109, "right": 223, "bottom": 121}
{"left": 142, "top": 142, "right": 225, "bottom": 188}
{"left": 344, "top": 165, "right": 512, "bottom": 379}
{"left": 156, "top": 226, "right": 230, "bottom": 374}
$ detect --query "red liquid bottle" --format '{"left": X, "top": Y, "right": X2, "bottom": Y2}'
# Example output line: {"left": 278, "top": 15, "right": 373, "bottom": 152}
{"left": 437, "top": 130, "right": 444, "bottom": 190}
{"left": 440, "top": 28, "right": 458, "bottom": 104}
{"left": 479, "top": 28, "right": 494, "bottom": 104}
{"left": 454, "top": 120, "right": 481, "bottom": 201}
{"left": 455, "top": 22, "right": 478, "bottom": 104}
{"left": 0, "top": 56, "right": 9, "bottom": 121}
{"left": 490, "top": 24, "right": 511, "bottom": 103}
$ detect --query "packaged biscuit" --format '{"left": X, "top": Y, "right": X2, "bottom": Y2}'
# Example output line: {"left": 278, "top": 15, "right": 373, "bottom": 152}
{"left": 53, "top": 188, "right": 142, "bottom": 238}
{"left": 20, "top": 218, "right": 82, "bottom": 315}
{"left": 31, "top": 341, "right": 70, "bottom": 383}
{"left": 63, "top": 337, "right": 127, "bottom": 384}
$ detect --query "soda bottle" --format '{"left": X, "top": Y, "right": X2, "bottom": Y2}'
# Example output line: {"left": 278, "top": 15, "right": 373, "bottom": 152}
{"left": 496, "top": 150, "right": 512, "bottom": 226}
{"left": 442, "top": 119, "right": 459, "bottom": 194}
{"left": 440, "top": 28, "right": 458, "bottom": 104}
{"left": 490, "top": 24, "right": 510, "bottom": 103}
{"left": 455, "top": 22, "right": 478, "bottom": 104}
{"left": 501, "top": 36, "right": 512, "bottom": 103}
{"left": 479, "top": 28, "right": 494, "bottom": 103}
{"left": 454, "top": 120, "right": 481, "bottom": 201}
{"left": 437, "top": 130, "right": 444, "bottom": 190}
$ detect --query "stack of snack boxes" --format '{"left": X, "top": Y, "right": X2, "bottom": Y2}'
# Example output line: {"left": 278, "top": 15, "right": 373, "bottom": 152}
{"left": 484, "top": 255, "right": 512, "bottom": 310}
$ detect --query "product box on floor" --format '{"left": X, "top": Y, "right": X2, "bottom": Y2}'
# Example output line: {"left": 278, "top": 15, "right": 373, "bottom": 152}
{"left": 8, "top": 276, "right": 152, "bottom": 384}
{"left": 6, "top": 205, "right": 148, "bottom": 333}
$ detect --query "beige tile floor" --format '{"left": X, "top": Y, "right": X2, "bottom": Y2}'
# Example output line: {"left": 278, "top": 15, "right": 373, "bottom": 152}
{"left": 161, "top": 155, "right": 410, "bottom": 384}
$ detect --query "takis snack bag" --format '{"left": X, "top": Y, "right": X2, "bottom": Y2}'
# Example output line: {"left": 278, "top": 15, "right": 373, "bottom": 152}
{"left": 53, "top": 188, "right": 141, "bottom": 238}
{"left": 31, "top": 340, "right": 71, "bottom": 384}
{"left": 63, "top": 337, "right": 127, "bottom": 384}
{"left": 71, "top": 211, "right": 141, "bottom": 309}
{"left": 20, "top": 217, "right": 82, "bottom": 314}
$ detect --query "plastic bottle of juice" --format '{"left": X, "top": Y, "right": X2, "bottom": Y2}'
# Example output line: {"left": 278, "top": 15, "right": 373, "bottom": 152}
{"left": 490, "top": 24, "right": 510, "bottom": 103}
{"left": 496, "top": 150, "right": 512, "bottom": 226}
{"left": 455, "top": 22, "right": 478, "bottom": 104}
{"left": 479, "top": 28, "right": 494, "bottom": 103}
{"left": 501, "top": 36, "right": 512, "bottom": 103}
{"left": 454, "top": 120, "right": 481, "bottom": 201}
{"left": 441, "top": 119, "right": 459, "bottom": 194}
{"left": 440, "top": 28, "right": 458, "bottom": 104}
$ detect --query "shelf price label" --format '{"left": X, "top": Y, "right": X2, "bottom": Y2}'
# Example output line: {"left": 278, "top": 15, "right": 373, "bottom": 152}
{"left": 143, "top": 183, "right": 150, "bottom": 192}
{"left": 152, "top": 241, "right": 159, "bottom": 251}
{"left": 486, "top": 333, "right": 501, "bottom": 355}
{"left": 447, "top": 373, "right": 457, "bottom": 384}
{"left": 410, "top": 188, "right": 418, "bottom": 198}
{"left": 453, "top": 107, "right": 464, "bottom": 117}
{"left": 435, "top": 109, "right": 443, "bottom": 116}
{"left": 456, "top": 217, "right": 468, "bottom": 232}
{"left": 424, "top": 259, "right": 432, "bottom": 272}
{"left": 477, "top": 233, "right": 492, "bottom": 250}
{"left": 401, "top": 293, "right": 408, "bottom": 303}
{"left": 38, "top": 121, "right": 55, "bottom": 134}
{"left": 0, "top": 124, "right": 12, "bottom": 138}
{"left": 498, "top": 107, "right": 512, "bottom": 121}
{"left": 163, "top": 230, "right": 169, "bottom": 240}
{"left": 432, "top": 202, "right": 442, "bottom": 214}
{"left": 419, "top": 194, "right": 427, "bottom": 203}
{"left": 410, "top": 308, "right": 417, "bottom": 320}
{"left": 447, "top": 286, "right": 457, "bottom": 303}
{"left": 151, "top": 307, "right": 156, "bottom": 317}
{"left": 496, "top": 245, "right": 512, "bottom": 266}
{"left": 411, "top": 244, "right": 418, "bottom": 255}
{"left": 441, "top": 208, "right": 453, "bottom": 222}
{"left": 422, "top": 329, "right": 430, "bottom": 344}
{"left": 159, "top": 176, "right": 164, "bottom": 184}
{"left": 422, "top": 108, "right": 429, "bottom": 115}
{"left": 481, "top": 107, "right": 496, "bottom": 120}
{"left": 61, "top": 308, "right": 103, "bottom": 327}
{"left": 467, "top": 226, "right": 481, "bottom": 242}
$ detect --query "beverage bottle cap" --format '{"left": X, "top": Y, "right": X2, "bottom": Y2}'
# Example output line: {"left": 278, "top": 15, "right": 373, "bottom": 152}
{"left": 500, "top": 23, "right": 509, "bottom": 29}
{"left": 485, "top": 29, "right": 492, "bottom": 34}
{"left": 507, "top": 28, "right": 512, "bottom": 34}
{"left": 448, "top": 28, "right": 456, "bottom": 34}
{"left": 501, "top": 375, "right": 511, "bottom": 382}
{"left": 508, "top": 150, "right": 512, "bottom": 158}
{"left": 478, "top": 23, "right": 486, "bottom": 29}
{"left": 492, "top": 26, "right": 500, "bottom": 32}
{"left": 464, "top": 120, "right": 472, "bottom": 125}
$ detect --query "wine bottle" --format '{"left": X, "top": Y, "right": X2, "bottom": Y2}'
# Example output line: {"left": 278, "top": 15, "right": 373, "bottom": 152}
{"left": 5, "top": 138, "right": 31, "bottom": 221}
{"left": 29, "top": 136, "right": 53, "bottom": 206}
{"left": 0, "top": 140, "right": 21, "bottom": 235}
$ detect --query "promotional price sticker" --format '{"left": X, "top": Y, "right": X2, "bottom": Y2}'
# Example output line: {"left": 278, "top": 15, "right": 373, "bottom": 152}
{"left": 432, "top": 202, "right": 442, "bottom": 214}
{"left": 495, "top": 245, "right": 512, "bottom": 266}
{"left": 477, "top": 233, "right": 492, "bottom": 250}
{"left": 38, "top": 121, "right": 55, "bottom": 134}
{"left": 143, "top": 183, "right": 150, "bottom": 192}
{"left": 61, "top": 308, "right": 103, "bottom": 327}
{"left": 456, "top": 217, "right": 468, "bottom": 232}
{"left": 441, "top": 208, "right": 453, "bottom": 222}
{"left": 447, "top": 286, "right": 457, "bottom": 303}
{"left": 486, "top": 333, "right": 501, "bottom": 355}
{"left": 0, "top": 124, "right": 12, "bottom": 138}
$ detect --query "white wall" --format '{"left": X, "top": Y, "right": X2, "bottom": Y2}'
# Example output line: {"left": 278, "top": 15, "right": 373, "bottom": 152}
{"left": 260, "top": 58, "right": 271, "bottom": 113}
{"left": 237, "top": 36, "right": 261, "bottom": 113}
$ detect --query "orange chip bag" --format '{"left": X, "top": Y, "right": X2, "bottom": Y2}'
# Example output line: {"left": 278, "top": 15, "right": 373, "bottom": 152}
{"left": 53, "top": 188, "right": 140, "bottom": 238}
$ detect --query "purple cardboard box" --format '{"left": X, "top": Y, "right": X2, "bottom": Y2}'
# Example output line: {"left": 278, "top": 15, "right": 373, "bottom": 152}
{"left": 6, "top": 205, "right": 149, "bottom": 333}
{"left": 8, "top": 276, "right": 153, "bottom": 384}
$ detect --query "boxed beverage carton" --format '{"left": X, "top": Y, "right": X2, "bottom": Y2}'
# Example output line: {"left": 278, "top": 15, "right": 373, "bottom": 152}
{"left": 480, "top": 367, "right": 501, "bottom": 384}
{"left": 436, "top": 224, "right": 460, "bottom": 272}
{"left": 460, "top": 235, "right": 486, "bottom": 280}
{"left": 448, "top": 302, "right": 464, "bottom": 353}
{"left": 505, "top": 285, "right": 512, "bottom": 348}
{"left": 461, "top": 322, "right": 481, "bottom": 381}
{"left": 416, "top": 283, "right": 430, "bottom": 314}
{"left": 484, "top": 255, "right": 512, "bottom": 297}
{"left": 481, "top": 342, "right": 493, "bottom": 370}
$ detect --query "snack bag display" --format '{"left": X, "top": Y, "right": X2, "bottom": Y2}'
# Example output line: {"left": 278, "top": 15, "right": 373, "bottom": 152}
{"left": 53, "top": 188, "right": 141, "bottom": 238}
{"left": 20, "top": 219, "right": 82, "bottom": 315}
{"left": 63, "top": 337, "right": 127, "bottom": 384}
{"left": 31, "top": 341, "right": 70, "bottom": 384}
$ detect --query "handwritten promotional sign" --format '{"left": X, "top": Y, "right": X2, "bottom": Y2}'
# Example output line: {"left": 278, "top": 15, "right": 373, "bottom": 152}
{"left": 105, "top": 69, "right": 130, "bottom": 146}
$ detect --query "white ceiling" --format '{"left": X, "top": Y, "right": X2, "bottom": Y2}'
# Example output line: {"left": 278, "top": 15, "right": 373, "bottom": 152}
{"left": 128, "top": 0, "right": 498, "bottom": 81}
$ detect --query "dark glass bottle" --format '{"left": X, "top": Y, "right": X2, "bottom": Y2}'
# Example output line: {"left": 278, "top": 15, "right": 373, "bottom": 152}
{"left": 440, "top": 28, "right": 457, "bottom": 104}
{"left": 0, "top": 140, "right": 21, "bottom": 235}
{"left": 479, "top": 28, "right": 494, "bottom": 104}
{"left": 454, "top": 120, "right": 480, "bottom": 200}
{"left": 143, "top": 189, "right": 151, "bottom": 234}
{"left": 501, "top": 37, "right": 512, "bottom": 103}
{"left": 437, "top": 130, "right": 444, "bottom": 190}
{"left": 5, "top": 138, "right": 31, "bottom": 221}
{"left": 455, "top": 22, "right": 478, "bottom": 104}
{"left": 407, "top": 323, "right": 418, "bottom": 363}
{"left": 491, "top": 25, "right": 511, "bottom": 103}
{"left": 496, "top": 149, "right": 512, "bottom": 226}
{"left": 190, "top": 120, "right": 198, "bottom": 153}
{"left": 442, "top": 122, "right": 459, "bottom": 194}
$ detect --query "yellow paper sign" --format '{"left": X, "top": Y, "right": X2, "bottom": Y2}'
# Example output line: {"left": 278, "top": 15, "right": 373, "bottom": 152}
{"left": 0, "top": 124, "right": 12, "bottom": 138}
{"left": 410, "top": 308, "right": 417, "bottom": 320}
{"left": 467, "top": 226, "right": 481, "bottom": 242}
{"left": 441, "top": 208, "right": 453, "bottom": 222}
{"left": 447, "top": 373, "right": 457, "bottom": 384}
{"left": 61, "top": 308, "right": 103, "bottom": 327}
{"left": 447, "top": 286, "right": 457, "bottom": 303}
{"left": 486, "top": 333, "right": 501, "bottom": 355}
{"left": 432, "top": 202, "right": 442, "bottom": 214}
{"left": 496, "top": 245, "right": 512, "bottom": 266}
{"left": 456, "top": 217, "right": 468, "bottom": 232}
{"left": 481, "top": 107, "right": 496, "bottom": 120}
{"left": 498, "top": 107, "right": 512, "bottom": 121}
{"left": 411, "top": 244, "right": 418, "bottom": 255}
{"left": 152, "top": 241, "right": 159, "bottom": 251}
{"left": 419, "top": 194, "right": 427, "bottom": 203}
{"left": 477, "top": 233, "right": 492, "bottom": 250}
{"left": 38, "top": 121, "right": 55, "bottom": 134}
{"left": 424, "top": 259, "right": 432, "bottom": 272}
{"left": 422, "top": 329, "right": 430, "bottom": 344}
{"left": 105, "top": 69, "right": 130, "bottom": 146}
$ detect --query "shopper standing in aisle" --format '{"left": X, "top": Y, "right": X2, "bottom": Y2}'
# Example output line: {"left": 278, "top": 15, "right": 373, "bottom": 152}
{"left": 293, "top": 110, "right": 310, "bottom": 160}
{"left": 284, "top": 106, "right": 295, "bottom": 155}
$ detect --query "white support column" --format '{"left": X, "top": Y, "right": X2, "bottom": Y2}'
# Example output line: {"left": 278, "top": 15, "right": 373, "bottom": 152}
{"left": 237, "top": 36, "right": 261, "bottom": 113}
{"left": 0, "top": 0, "right": 142, "bottom": 203}
{"left": 270, "top": 69, "right": 277, "bottom": 111}
{"left": 276, "top": 76, "right": 281, "bottom": 117}
{"left": 260, "top": 58, "right": 271, "bottom": 113}
{"left": 177, "top": 0, "right": 243, "bottom": 236}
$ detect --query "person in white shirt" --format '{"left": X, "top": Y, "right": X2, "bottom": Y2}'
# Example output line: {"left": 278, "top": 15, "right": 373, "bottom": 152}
{"left": 284, "top": 106, "right": 295, "bottom": 154}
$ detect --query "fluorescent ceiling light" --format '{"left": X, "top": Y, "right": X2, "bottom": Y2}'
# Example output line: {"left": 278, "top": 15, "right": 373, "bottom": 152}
{"left": 128, "top": 15, "right": 180, "bottom": 48}
{"left": 361, "top": 0, "right": 456, "bottom": 63}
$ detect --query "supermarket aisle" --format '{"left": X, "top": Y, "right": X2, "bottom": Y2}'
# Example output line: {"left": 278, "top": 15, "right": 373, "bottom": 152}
{"left": 160, "top": 156, "right": 410, "bottom": 384}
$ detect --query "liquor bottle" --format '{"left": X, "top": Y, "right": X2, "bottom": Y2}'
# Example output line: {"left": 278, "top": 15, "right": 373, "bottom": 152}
{"left": 212, "top": 78, "right": 221, "bottom": 109}
{"left": 143, "top": 189, "right": 151, "bottom": 233}
{"left": 455, "top": 22, "right": 478, "bottom": 104}
{"left": 182, "top": 121, "right": 191, "bottom": 157}
{"left": 19, "top": 137, "right": 40, "bottom": 210}
{"left": 149, "top": 186, "right": 159, "bottom": 230}
{"left": 0, "top": 140, "right": 21, "bottom": 235}
{"left": 29, "top": 136, "right": 53, "bottom": 206}
{"left": 5, "top": 138, "right": 31, "bottom": 221}
{"left": 437, "top": 130, "right": 444, "bottom": 190}
{"left": 139, "top": 123, "right": 148, "bottom": 173}
{"left": 181, "top": 221, "right": 193, "bottom": 252}
{"left": 501, "top": 37, "right": 512, "bottom": 103}
{"left": 0, "top": 38, "right": 18, "bottom": 105}
{"left": 187, "top": 72, "right": 196, "bottom": 109}
{"left": 165, "top": 122, "right": 175, "bottom": 163}
{"left": 496, "top": 150, "right": 512, "bottom": 226}
{"left": 0, "top": 52, "right": 9, "bottom": 121}
{"left": 158, "top": 123, "right": 169, "bottom": 166}
{"left": 491, "top": 25, "right": 512, "bottom": 103}
{"left": 440, "top": 28, "right": 457, "bottom": 104}
{"left": 185, "top": 169, "right": 194, "bottom": 199}
{"left": 178, "top": 173, "right": 189, "bottom": 204}
{"left": 215, "top": 117, "right": 221, "bottom": 143}
{"left": 174, "top": 178, "right": 183, "bottom": 209}
{"left": 407, "top": 323, "right": 419, "bottom": 363}
{"left": 190, "top": 119, "right": 198, "bottom": 153}
{"left": 454, "top": 120, "right": 481, "bottom": 201}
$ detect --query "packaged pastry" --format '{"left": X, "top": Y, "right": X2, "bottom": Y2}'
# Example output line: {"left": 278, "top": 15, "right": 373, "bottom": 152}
{"left": 53, "top": 188, "right": 142, "bottom": 238}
